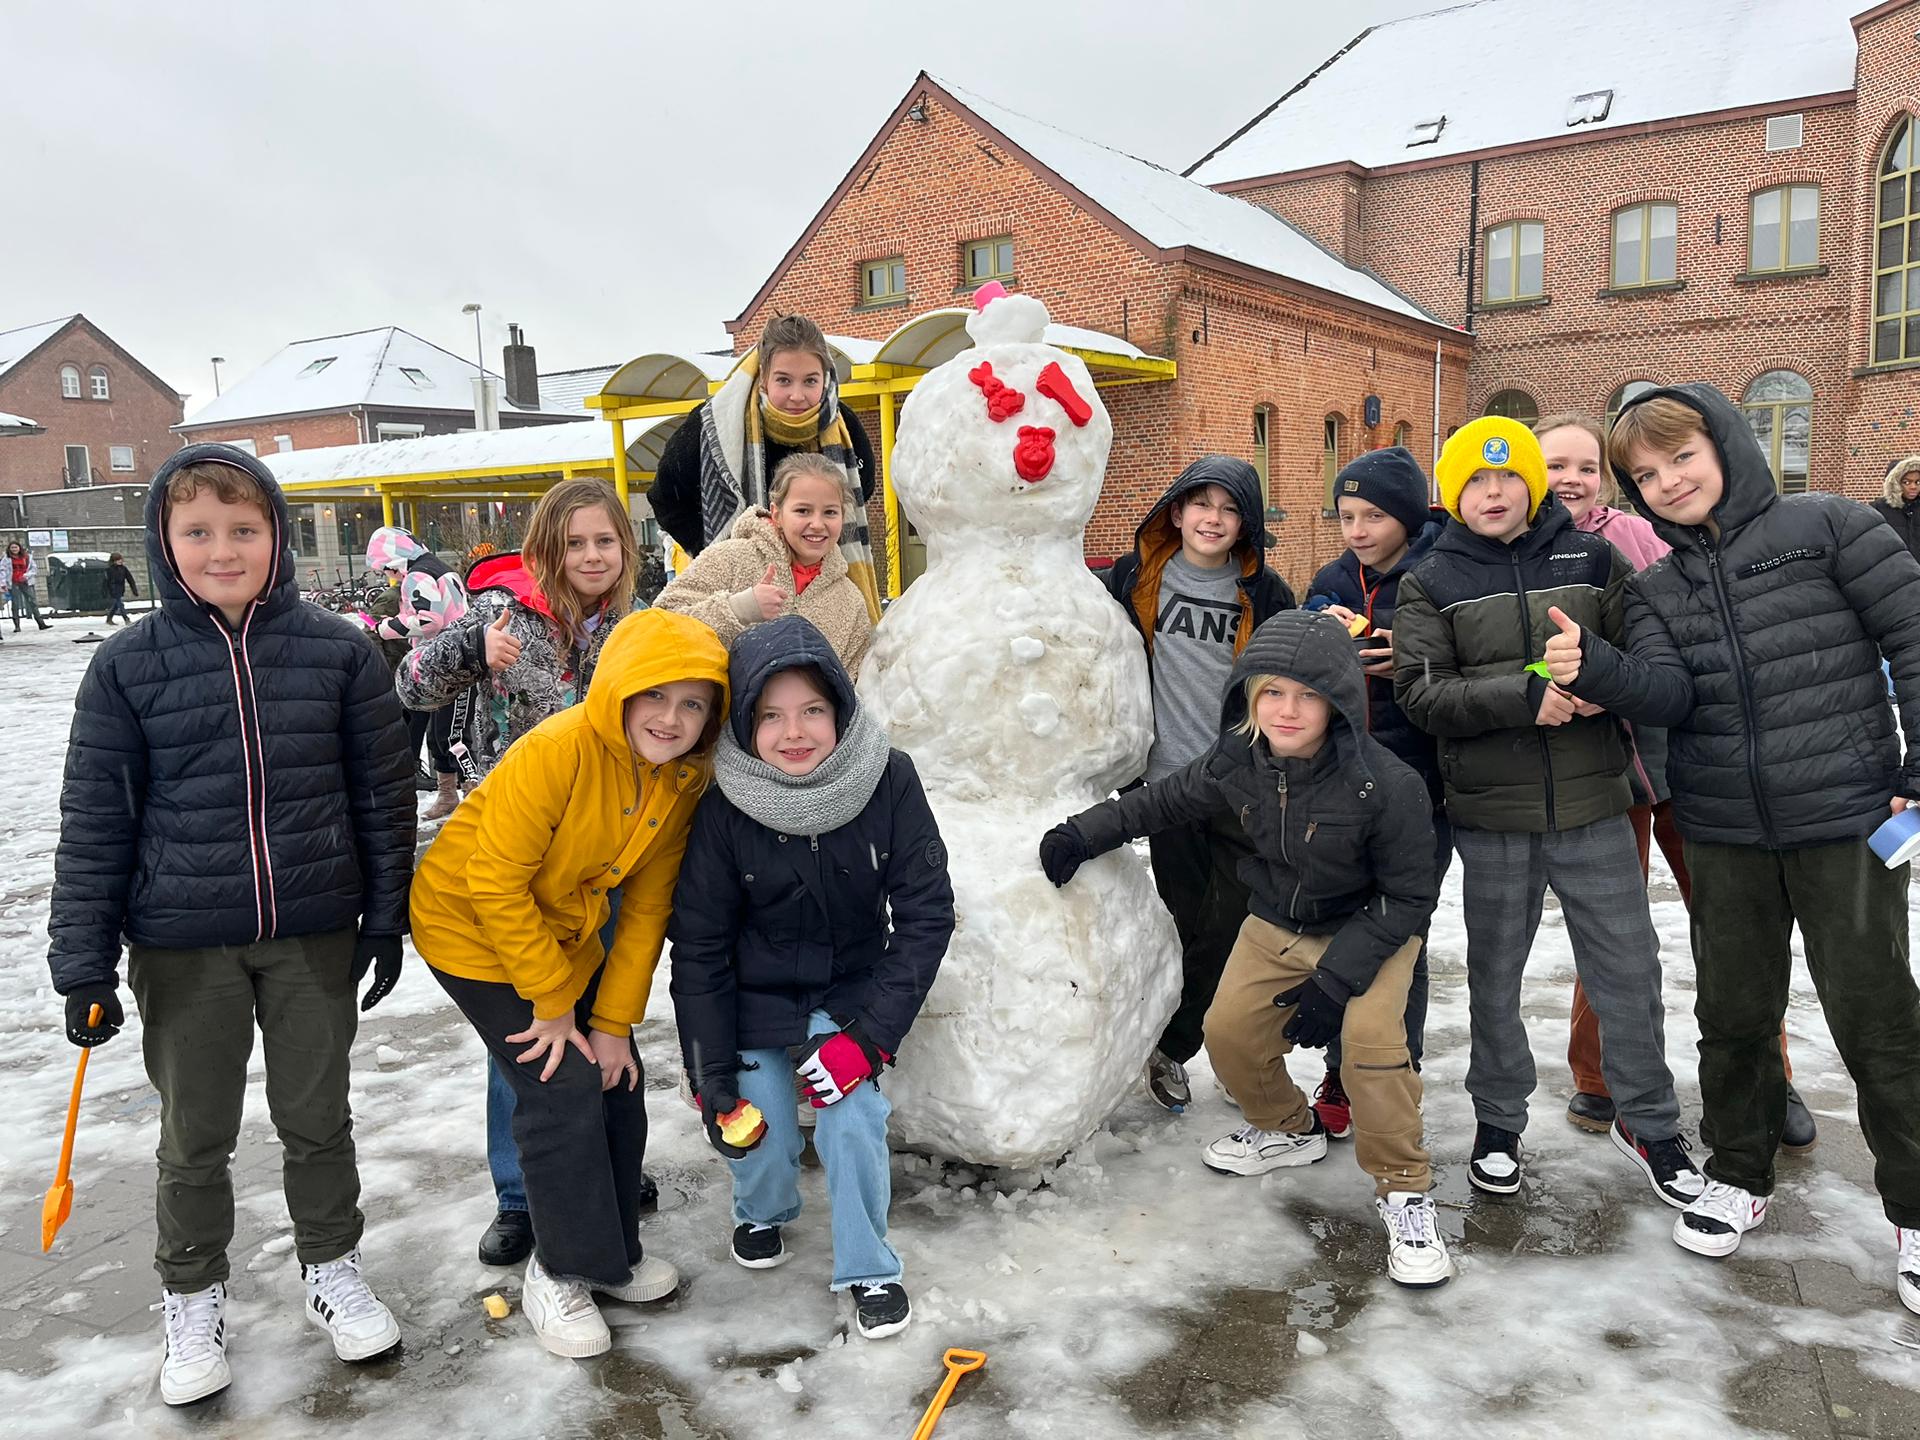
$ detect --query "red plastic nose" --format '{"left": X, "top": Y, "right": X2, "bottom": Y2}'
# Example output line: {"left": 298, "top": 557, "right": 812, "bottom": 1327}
{"left": 1014, "top": 426, "right": 1055, "bottom": 483}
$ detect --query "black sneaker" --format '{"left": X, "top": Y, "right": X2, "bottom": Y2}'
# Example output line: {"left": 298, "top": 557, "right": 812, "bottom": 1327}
{"left": 1145, "top": 1049, "right": 1190, "bottom": 1113}
{"left": 413, "top": 764, "right": 436, "bottom": 793}
{"left": 477, "top": 1208, "right": 533, "bottom": 1267}
{"left": 637, "top": 1170, "right": 660, "bottom": 1214}
{"left": 1468, "top": 1123, "right": 1523, "bottom": 1195}
{"left": 731, "top": 1223, "right": 788, "bottom": 1270}
{"left": 1781, "top": 1085, "right": 1818, "bottom": 1153}
{"left": 1566, "top": 1091, "right": 1615, "bottom": 1134}
{"left": 851, "top": 1282, "right": 911, "bottom": 1339}
{"left": 1610, "top": 1120, "right": 1705, "bottom": 1209}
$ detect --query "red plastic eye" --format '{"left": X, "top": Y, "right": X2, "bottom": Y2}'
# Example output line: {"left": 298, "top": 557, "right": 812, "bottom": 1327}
{"left": 1035, "top": 362, "right": 1091, "bottom": 428}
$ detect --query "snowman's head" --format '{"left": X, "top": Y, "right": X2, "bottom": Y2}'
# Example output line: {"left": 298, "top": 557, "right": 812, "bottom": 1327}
{"left": 892, "top": 289, "right": 1112, "bottom": 539}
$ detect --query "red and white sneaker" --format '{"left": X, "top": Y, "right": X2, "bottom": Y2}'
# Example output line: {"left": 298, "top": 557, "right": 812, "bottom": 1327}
{"left": 1311, "top": 1072, "right": 1353, "bottom": 1140}
{"left": 1674, "top": 1179, "right": 1769, "bottom": 1258}
{"left": 1897, "top": 1227, "right": 1920, "bottom": 1316}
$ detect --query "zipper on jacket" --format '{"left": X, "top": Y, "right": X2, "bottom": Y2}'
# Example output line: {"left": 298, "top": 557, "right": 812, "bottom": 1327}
{"left": 221, "top": 619, "right": 272, "bottom": 940}
{"left": 1511, "top": 550, "right": 1558, "bottom": 830}
{"left": 1702, "top": 534, "right": 1779, "bottom": 845}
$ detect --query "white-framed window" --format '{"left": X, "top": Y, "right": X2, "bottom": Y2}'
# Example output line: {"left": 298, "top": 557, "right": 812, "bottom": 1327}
{"left": 109, "top": 445, "right": 135, "bottom": 471}
{"left": 90, "top": 366, "right": 110, "bottom": 400}
{"left": 274, "top": 434, "right": 293, "bottom": 453}
{"left": 226, "top": 437, "right": 257, "bottom": 456}
{"left": 59, "top": 364, "right": 81, "bottom": 398}
{"left": 376, "top": 423, "right": 425, "bottom": 442}
{"left": 65, "top": 444, "right": 90, "bottom": 485}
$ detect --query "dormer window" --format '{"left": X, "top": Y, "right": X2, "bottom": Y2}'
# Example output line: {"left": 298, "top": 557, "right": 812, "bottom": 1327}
{"left": 1567, "top": 90, "right": 1613, "bottom": 127}
{"left": 1407, "top": 116, "right": 1446, "bottom": 147}
{"left": 300, "top": 357, "right": 336, "bottom": 377}
{"left": 398, "top": 367, "right": 430, "bottom": 387}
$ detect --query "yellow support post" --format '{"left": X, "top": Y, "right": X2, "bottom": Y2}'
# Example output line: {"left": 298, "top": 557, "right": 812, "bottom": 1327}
{"left": 878, "top": 392, "right": 901, "bottom": 599}
{"left": 380, "top": 487, "right": 395, "bottom": 526}
{"left": 611, "top": 417, "right": 630, "bottom": 507}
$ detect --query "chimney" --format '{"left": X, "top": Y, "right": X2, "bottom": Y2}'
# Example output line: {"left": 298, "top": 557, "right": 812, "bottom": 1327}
{"left": 503, "top": 323, "right": 540, "bottom": 410}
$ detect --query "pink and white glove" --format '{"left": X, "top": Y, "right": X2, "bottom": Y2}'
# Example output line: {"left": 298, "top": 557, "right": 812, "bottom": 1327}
{"left": 794, "top": 1023, "right": 891, "bottom": 1108}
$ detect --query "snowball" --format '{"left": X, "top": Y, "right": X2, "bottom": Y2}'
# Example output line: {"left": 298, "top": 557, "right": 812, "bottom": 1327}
{"left": 1009, "top": 636, "right": 1045, "bottom": 662}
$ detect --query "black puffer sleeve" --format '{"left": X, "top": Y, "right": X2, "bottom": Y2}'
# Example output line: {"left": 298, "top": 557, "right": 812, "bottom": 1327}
{"left": 48, "top": 650, "right": 147, "bottom": 993}
{"left": 854, "top": 756, "right": 955, "bottom": 1055}
{"left": 340, "top": 637, "right": 417, "bottom": 935}
{"left": 1066, "top": 750, "right": 1231, "bottom": 857}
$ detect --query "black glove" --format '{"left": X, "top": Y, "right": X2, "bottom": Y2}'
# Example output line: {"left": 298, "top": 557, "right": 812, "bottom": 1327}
{"left": 65, "top": 986, "right": 124, "bottom": 1048}
{"left": 1275, "top": 974, "right": 1347, "bottom": 1050}
{"left": 1039, "top": 822, "right": 1090, "bottom": 887}
{"left": 352, "top": 933, "right": 404, "bottom": 1012}
{"left": 696, "top": 1074, "right": 763, "bottom": 1159}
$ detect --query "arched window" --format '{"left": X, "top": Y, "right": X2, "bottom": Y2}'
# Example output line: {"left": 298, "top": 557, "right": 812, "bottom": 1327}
{"left": 1874, "top": 116, "right": 1919, "bottom": 365}
{"left": 1321, "top": 414, "right": 1344, "bottom": 513}
{"left": 89, "top": 366, "right": 110, "bottom": 400}
{"left": 1606, "top": 380, "right": 1658, "bottom": 428}
{"left": 59, "top": 364, "right": 81, "bottom": 399}
{"left": 1392, "top": 421, "right": 1411, "bottom": 450}
{"left": 1484, "top": 389, "right": 1539, "bottom": 422}
{"left": 1252, "top": 406, "right": 1271, "bottom": 506}
{"left": 1741, "top": 371, "right": 1812, "bottom": 494}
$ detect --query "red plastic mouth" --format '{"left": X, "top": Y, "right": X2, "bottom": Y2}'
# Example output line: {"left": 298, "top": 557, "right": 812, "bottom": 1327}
{"left": 1014, "top": 425, "right": 1055, "bottom": 483}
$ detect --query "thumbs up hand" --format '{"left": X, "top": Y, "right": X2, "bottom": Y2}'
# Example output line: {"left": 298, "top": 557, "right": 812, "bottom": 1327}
{"left": 1543, "top": 605, "right": 1583, "bottom": 687}
{"left": 483, "top": 609, "right": 522, "bottom": 673}
{"left": 751, "top": 563, "right": 784, "bottom": 621}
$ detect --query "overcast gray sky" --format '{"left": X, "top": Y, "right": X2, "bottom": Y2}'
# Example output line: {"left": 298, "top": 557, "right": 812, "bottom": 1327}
{"left": 7, "top": 0, "right": 1435, "bottom": 415}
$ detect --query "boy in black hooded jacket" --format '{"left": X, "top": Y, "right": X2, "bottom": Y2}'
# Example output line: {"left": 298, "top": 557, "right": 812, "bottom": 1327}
{"left": 1040, "top": 611, "right": 1451, "bottom": 1289}
{"left": 1101, "top": 454, "right": 1294, "bottom": 1111}
{"left": 1543, "top": 383, "right": 1920, "bottom": 1311}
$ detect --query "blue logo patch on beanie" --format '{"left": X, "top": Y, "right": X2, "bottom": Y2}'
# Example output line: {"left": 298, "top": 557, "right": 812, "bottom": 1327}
{"left": 1482, "top": 436, "right": 1511, "bottom": 466}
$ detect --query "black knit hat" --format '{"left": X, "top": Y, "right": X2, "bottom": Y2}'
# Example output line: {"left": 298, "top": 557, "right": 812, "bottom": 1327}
{"left": 1332, "top": 447, "right": 1433, "bottom": 540}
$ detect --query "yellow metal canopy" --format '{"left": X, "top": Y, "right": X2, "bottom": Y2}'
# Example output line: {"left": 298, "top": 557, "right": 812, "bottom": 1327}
{"left": 261, "top": 304, "right": 1174, "bottom": 594}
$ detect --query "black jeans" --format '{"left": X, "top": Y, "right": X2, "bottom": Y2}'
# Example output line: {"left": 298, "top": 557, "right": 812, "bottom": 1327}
{"left": 1687, "top": 835, "right": 1920, "bottom": 1226}
{"left": 432, "top": 967, "right": 650, "bottom": 1285}
{"left": 1149, "top": 810, "right": 1257, "bottom": 1064}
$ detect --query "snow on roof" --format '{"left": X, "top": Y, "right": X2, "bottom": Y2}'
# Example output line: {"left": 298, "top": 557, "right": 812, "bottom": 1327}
{"left": 0, "top": 316, "right": 75, "bottom": 383}
{"left": 933, "top": 78, "right": 1446, "bottom": 330}
{"left": 871, "top": 309, "right": 1157, "bottom": 371}
{"left": 0, "top": 410, "right": 42, "bottom": 431}
{"left": 1187, "top": 0, "right": 1863, "bottom": 183}
{"left": 537, "top": 365, "right": 621, "bottom": 414}
{"left": 181, "top": 327, "right": 558, "bottom": 428}
{"left": 261, "top": 415, "right": 689, "bottom": 488}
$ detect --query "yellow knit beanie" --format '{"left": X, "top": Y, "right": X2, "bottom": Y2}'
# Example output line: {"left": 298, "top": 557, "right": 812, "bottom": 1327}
{"left": 1436, "top": 416, "right": 1549, "bottom": 522}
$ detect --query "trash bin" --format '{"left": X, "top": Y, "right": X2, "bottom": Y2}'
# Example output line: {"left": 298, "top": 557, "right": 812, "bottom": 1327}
{"left": 46, "top": 553, "right": 112, "bottom": 614}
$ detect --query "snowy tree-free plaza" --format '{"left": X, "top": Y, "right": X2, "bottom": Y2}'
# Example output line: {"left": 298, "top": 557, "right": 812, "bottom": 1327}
{"left": 4, "top": 619, "right": 1919, "bottom": 1437}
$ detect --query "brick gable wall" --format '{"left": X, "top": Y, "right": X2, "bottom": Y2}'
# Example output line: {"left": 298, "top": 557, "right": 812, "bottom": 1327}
{"left": 0, "top": 319, "right": 183, "bottom": 496}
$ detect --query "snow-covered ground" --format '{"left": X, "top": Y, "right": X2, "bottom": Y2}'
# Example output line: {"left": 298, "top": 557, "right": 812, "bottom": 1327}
{"left": 2, "top": 617, "right": 1918, "bottom": 1438}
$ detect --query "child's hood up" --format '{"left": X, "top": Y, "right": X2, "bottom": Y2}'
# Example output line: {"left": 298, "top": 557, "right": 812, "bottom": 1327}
{"left": 1609, "top": 382, "right": 1779, "bottom": 548}
{"left": 1219, "top": 609, "right": 1370, "bottom": 763}
{"left": 1130, "top": 454, "right": 1272, "bottom": 570}
{"left": 725, "top": 615, "right": 858, "bottom": 748}
{"left": 584, "top": 608, "right": 731, "bottom": 761}
{"left": 144, "top": 442, "right": 299, "bottom": 622}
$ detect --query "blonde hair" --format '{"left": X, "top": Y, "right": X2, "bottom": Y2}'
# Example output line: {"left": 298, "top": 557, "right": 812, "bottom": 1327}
{"left": 164, "top": 460, "right": 273, "bottom": 520}
{"left": 522, "top": 478, "right": 637, "bottom": 634}
{"left": 1232, "top": 674, "right": 1280, "bottom": 739}
{"left": 757, "top": 314, "right": 832, "bottom": 383}
{"left": 1533, "top": 412, "right": 1617, "bottom": 506}
{"left": 1608, "top": 397, "right": 1709, "bottom": 477}
{"left": 769, "top": 452, "right": 846, "bottom": 508}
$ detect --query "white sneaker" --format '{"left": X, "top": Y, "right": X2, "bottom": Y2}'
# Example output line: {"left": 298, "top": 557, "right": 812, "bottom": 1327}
{"left": 1673, "top": 1179, "right": 1769, "bottom": 1258}
{"left": 155, "top": 1282, "right": 230, "bottom": 1405}
{"left": 301, "top": 1249, "right": 401, "bottom": 1361}
{"left": 1202, "top": 1119, "right": 1327, "bottom": 1176}
{"left": 521, "top": 1253, "right": 611, "bottom": 1358}
{"left": 1897, "top": 1227, "right": 1920, "bottom": 1316}
{"left": 591, "top": 1255, "right": 679, "bottom": 1304}
{"left": 1377, "top": 1192, "right": 1453, "bottom": 1289}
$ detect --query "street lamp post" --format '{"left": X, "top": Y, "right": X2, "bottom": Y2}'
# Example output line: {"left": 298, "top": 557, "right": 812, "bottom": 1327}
{"left": 211, "top": 357, "right": 225, "bottom": 397}
{"left": 461, "top": 303, "right": 483, "bottom": 374}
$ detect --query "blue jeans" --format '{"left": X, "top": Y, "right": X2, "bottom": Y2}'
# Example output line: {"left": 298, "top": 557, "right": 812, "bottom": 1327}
{"left": 487, "top": 889, "right": 626, "bottom": 1212}
{"left": 731, "top": 1009, "right": 900, "bottom": 1290}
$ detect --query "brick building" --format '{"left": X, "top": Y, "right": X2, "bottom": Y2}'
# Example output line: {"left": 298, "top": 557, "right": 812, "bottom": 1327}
{"left": 0, "top": 315, "right": 184, "bottom": 496}
{"left": 1187, "top": 0, "right": 1920, "bottom": 502}
{"left": 175, "top": 324, "right": 583, "bottom": 456}
{"left": 729, "top": 75, "right": 1471, "bottom": 589}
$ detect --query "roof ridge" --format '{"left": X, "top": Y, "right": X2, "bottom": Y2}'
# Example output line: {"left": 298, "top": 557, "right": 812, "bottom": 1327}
{"left": 0, "top": 314, "right": 78, "bottom": 339}
{"left": 930, "top": 75, "right": 1185, "bottom": 178}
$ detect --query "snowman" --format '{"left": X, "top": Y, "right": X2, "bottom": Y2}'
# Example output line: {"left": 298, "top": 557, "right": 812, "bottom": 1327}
{"left": 859, "top": 285, "right": 1179, "bottom": 1168}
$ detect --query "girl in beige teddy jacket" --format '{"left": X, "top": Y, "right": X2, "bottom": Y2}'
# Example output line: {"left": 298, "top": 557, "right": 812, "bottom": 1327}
{"left": 655, "top": 453, "right": 873, "bottom": 674}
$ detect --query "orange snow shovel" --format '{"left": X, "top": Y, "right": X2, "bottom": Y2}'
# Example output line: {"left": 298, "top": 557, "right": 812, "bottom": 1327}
{"left": 910, "top": 1347, "right": 986, "bottom": 1439}
{"left": 40, "top": 1005, "right": 101, "bottom": 1252}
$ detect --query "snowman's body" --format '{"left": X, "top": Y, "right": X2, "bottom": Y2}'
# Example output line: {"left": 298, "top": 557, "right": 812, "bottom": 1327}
{"left": 859, "top": 293, "right": 1179, "bottom": 1168}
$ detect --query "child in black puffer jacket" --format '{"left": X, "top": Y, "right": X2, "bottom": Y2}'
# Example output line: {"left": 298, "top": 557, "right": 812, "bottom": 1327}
{"left": 1040, "top": 609, "right": 1451, "bottom": 1290}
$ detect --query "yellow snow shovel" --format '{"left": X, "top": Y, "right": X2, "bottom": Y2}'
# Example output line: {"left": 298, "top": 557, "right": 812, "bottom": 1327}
{"left": 911, "top": 1348, "right": 986, "bottom": 1439}
{"left": 41, "top": 1004, "right": 101, "bottom": 1252}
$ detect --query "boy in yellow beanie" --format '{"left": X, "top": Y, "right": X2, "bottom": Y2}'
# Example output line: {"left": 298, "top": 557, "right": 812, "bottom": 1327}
{"left": 1390, "top": 416, "right": 1701, "bottom": 1214}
